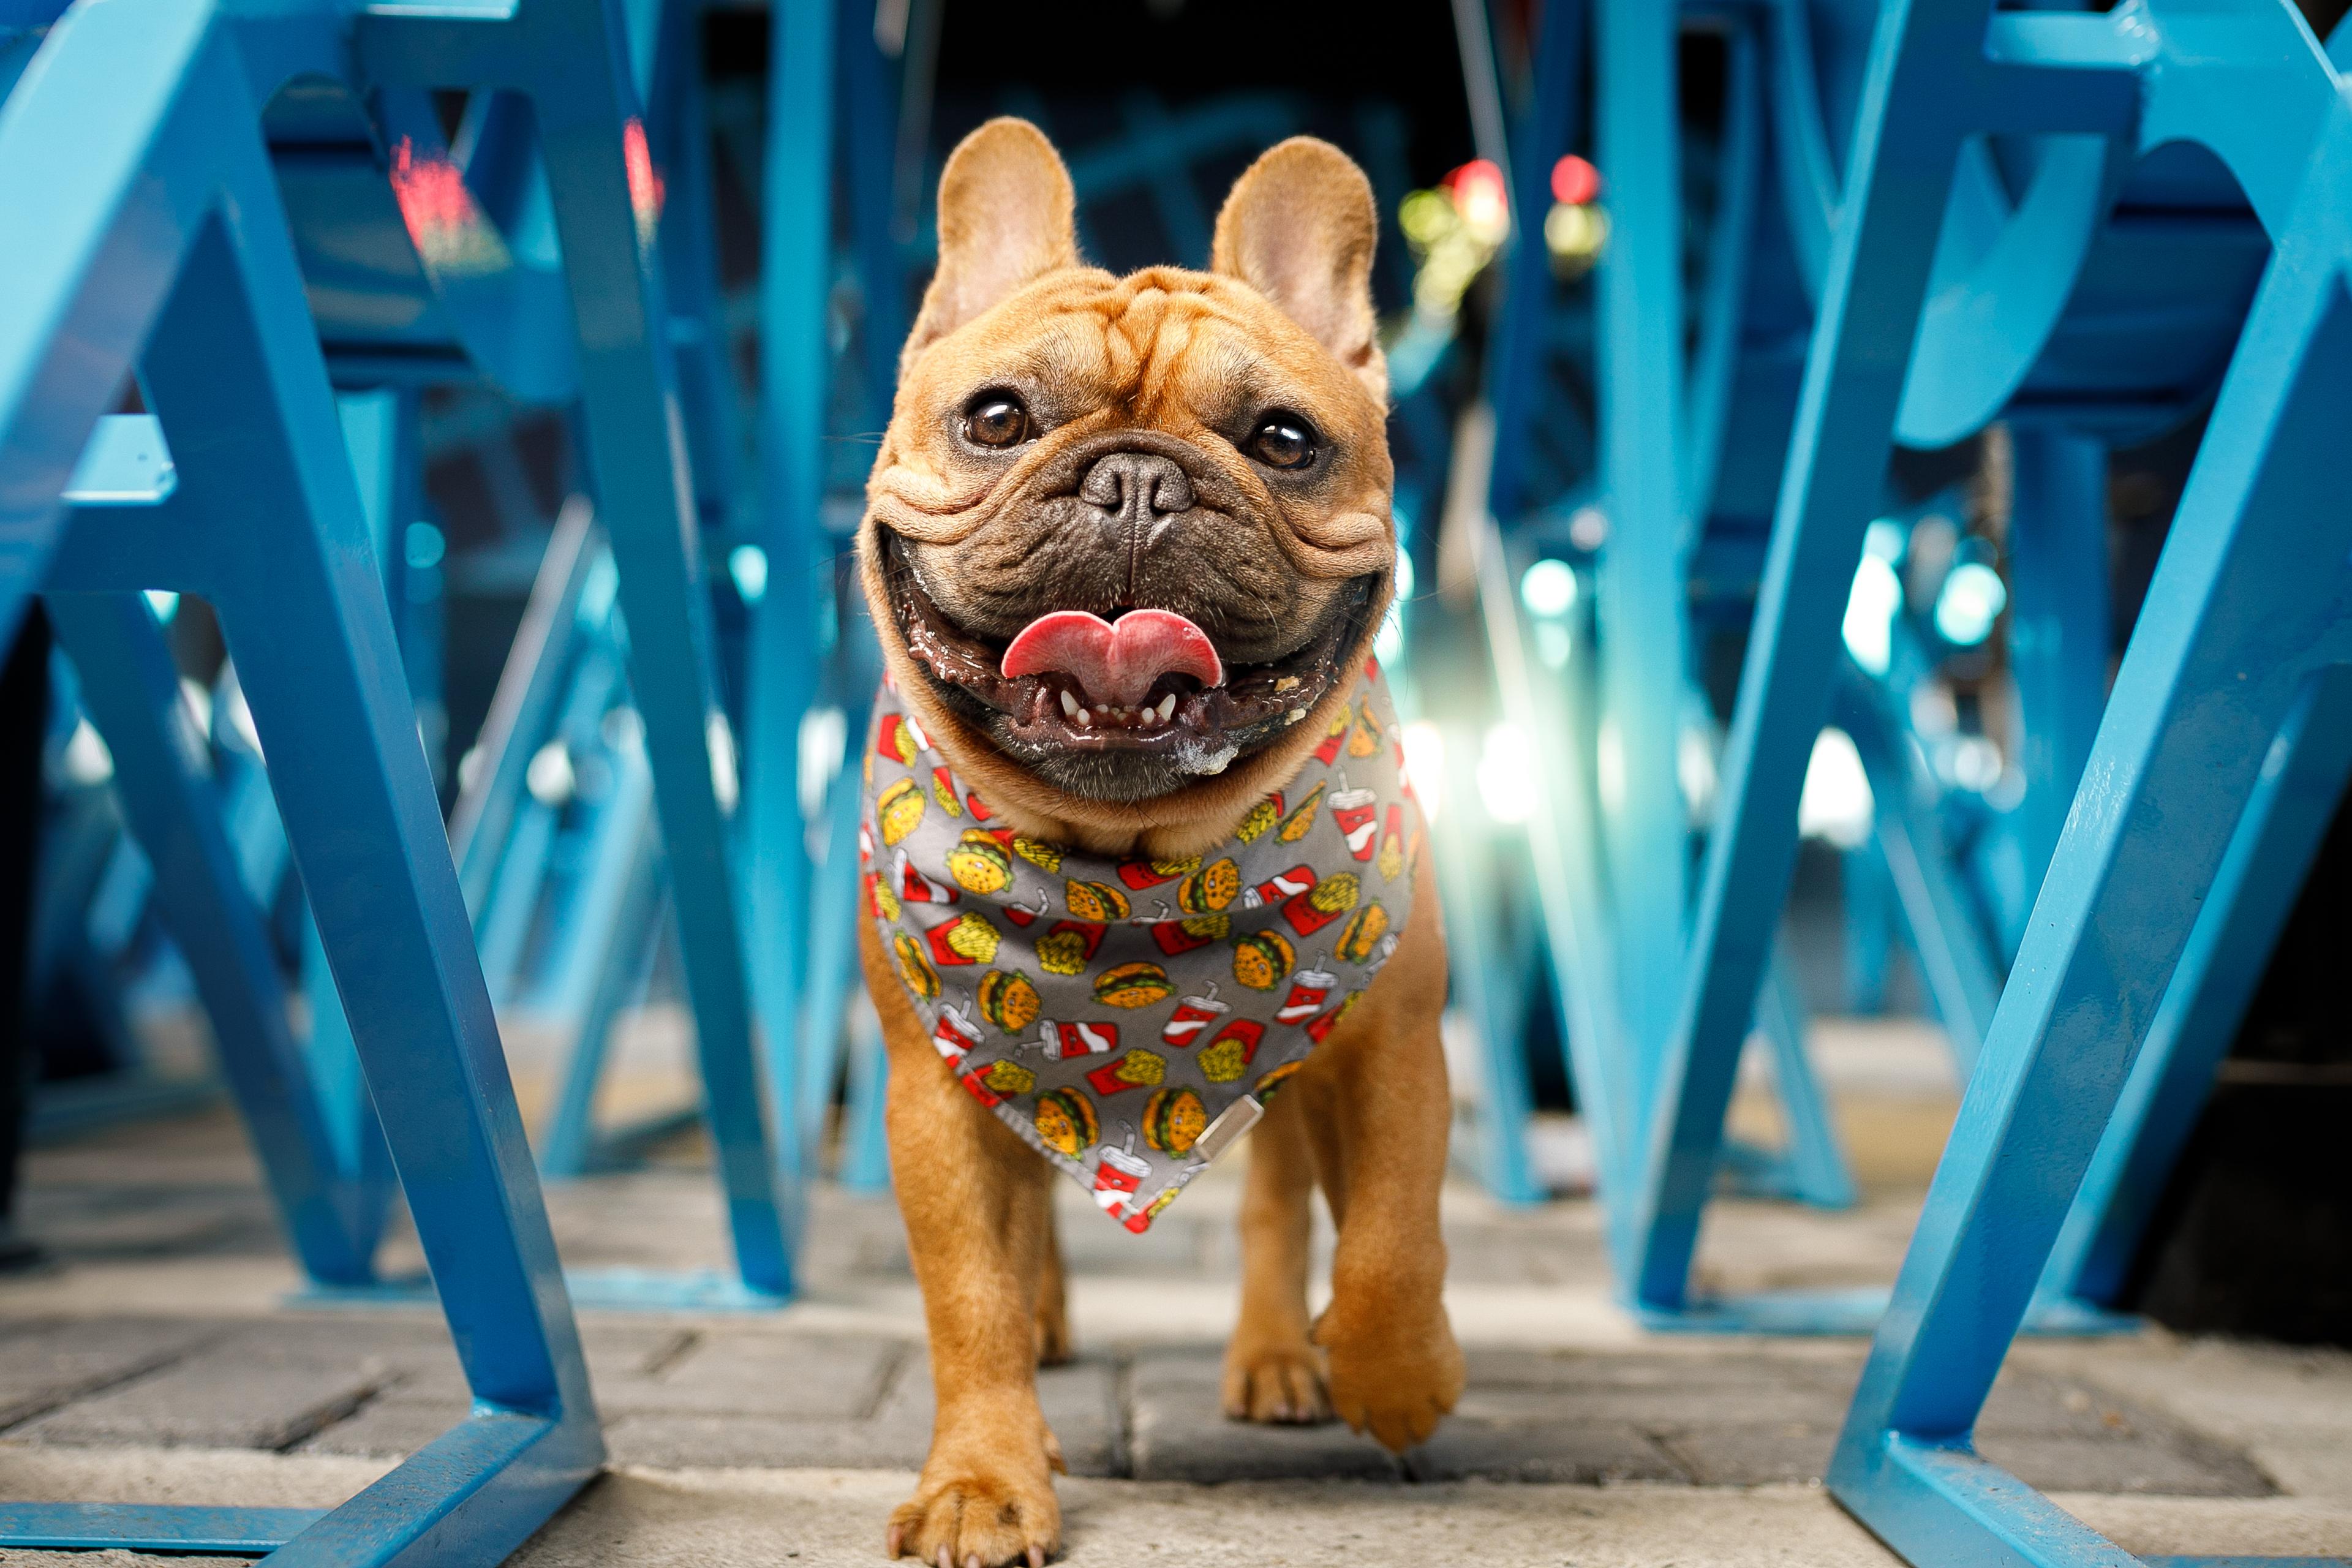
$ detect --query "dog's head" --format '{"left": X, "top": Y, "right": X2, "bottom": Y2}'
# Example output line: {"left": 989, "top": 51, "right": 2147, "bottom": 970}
{"left": 860, "top": 119, "right": 1394, "bottom": 831}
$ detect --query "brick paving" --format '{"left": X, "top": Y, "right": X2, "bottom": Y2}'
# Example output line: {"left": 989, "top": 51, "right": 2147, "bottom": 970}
{"left": 0, "top": 1163, "right": 2282, "bottom": 1498}
{"left": 0, "top": 1087, "right": 2324, "bottom": 1545}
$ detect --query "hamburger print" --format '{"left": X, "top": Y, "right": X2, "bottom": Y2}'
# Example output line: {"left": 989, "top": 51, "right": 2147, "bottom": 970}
{"left": 978, "top": 969, "right": 1041, "bottom": 1033}
{"left": 1336, "top": 903, "right": 1389, "bottom": 964}
{"left": 892, "top": 932, "right": 939, "bottom": 1000}
{"left": 1232, "top": 929, "right": 1296, "bottom": 991}
{"left": 1034, "top": 1087, "right": 1098, "bottom": 1157}
{"left": 1177, "top": 858, "right": 1240, "bottom": 913}
{"left": 1093, "top": 961, "right": 1175, "bottom": 1009}
{"left": 1143, "top": 1087, "right": 1208, "bottom": 1156}
{"left": 1063, "top": 878, "right": 1131, "bottom": 922}
{"left": 876, "top": 777, "right": 925, "bottom": 846}
{"left": 946, "top": 831, "right": 1014, "bottom": 894}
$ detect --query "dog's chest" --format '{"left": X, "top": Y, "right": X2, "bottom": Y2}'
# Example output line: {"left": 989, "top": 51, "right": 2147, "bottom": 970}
{"left": 861, "top": 666, "right": 1424, "bottom": 1230}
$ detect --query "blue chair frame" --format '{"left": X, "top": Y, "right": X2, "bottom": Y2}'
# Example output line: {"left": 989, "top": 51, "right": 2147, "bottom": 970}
{"left": 1823, "top": 8, "right": 2352, "bottom": 1565}
{"left": 0, "top": 0, "right": 608, "bottom": 1555}
{"left": 62, "top": 0, "right": 794, "bottom": 1308}
{"left": 1471, "top": 0, "right": 1864, "bottom": 1229}
{"left": 1489, "top": 0, "right": 2324, "bottom": 1333}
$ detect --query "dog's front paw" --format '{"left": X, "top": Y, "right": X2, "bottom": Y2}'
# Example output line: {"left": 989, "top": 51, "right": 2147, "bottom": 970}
{"left": 886, "top": 1454, "right": 1060, "bottom": 1568}
{"left": 1315, "top": 1303, "right": 1464, "bottom": 1452}
{"left": 1219, "top": 1336, "right": 1330, "bottom": 1424}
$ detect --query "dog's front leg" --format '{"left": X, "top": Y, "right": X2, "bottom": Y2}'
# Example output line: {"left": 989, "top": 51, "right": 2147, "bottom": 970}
{"left": 865, "top": 926, "right": 1063, "bottom": 1567}
{"left": 1221, "top": 1090, "right": 1332, "bottom": 1423}
{"left": 1305, "top": 858, "right": 1464, "bottom": 1453}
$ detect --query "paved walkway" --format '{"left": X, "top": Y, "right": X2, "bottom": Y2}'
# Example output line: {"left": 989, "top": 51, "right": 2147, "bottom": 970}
{"left": 4, "top": 1020, "right": 2351, "bottom": 1566}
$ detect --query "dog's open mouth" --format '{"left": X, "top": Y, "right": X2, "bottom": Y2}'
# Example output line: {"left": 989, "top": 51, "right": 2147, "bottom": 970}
{"left": 882, "top": 536, "right": 1376, "bottom": 783}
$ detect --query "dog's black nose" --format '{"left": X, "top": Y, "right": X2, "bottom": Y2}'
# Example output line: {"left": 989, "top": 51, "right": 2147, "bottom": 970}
{"left": 1080, "top": 451, "right": 1194, "bottom": 527}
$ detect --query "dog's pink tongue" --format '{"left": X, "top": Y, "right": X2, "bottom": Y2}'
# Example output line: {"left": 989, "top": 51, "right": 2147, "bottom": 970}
{"left": 1001, "top": 609, "right": 1224, "bottom": 709}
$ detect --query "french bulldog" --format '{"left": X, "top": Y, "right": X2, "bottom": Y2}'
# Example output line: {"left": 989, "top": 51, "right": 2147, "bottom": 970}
{"left": 857, "top": 118, "right": 1460, "bottom": 1567}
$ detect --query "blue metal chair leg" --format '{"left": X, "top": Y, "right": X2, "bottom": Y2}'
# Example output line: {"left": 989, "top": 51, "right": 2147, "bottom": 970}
{"left": 1842, "top": 843, "right": 1896, "bottom": 1014}
{"left": 41, "top": 592, "right": 384, "bottom": 1285}
{"left": 795, "top": 726, "right": 876, "bottom": 1159}
{"left": 1486, "top": 0, "right": 1585, "bottom": 527}
{"left": 6, "top": 2, "right": 605, "bottom": 1531}
{"left": 538, "top": 796, "right": 668, "bottom": 1178}
{"left": 2038, "top": 666, "right": 2352, "bottom": 1310}
{"left": 2004, "top": 427, "right": 2111, "bottom": 902}
{"left": 1594, "top": 0, "right": 1692, "bottom": 1090}
{"left": 1831, "top": 213, "right": 2352, "bottom": 1568}
{"left": 837, "top": 999, "right": 892, "bottom": 1194}
{"left": 741, "top": 0, "right": 836, "bottom": 1245}
{"left": 1432, "top": 728, "right": 1544, "bottom": 1207}
{"left": 1624, "top": 0, "right": 2130, "bottom": 1317}
{"left": 498, "top": 7, "right": 796, "bottom": 1298}
{"left": 1740, "top": 947, "right": 1858, "bottom": 1211}
{"left": 1839, "top": 677, "right": 2000, "bottom": 1082}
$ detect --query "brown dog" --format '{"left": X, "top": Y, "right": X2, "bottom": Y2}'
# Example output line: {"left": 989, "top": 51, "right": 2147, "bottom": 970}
{"left": 857, "top": 118, "right": 1461, "bottom": 1567}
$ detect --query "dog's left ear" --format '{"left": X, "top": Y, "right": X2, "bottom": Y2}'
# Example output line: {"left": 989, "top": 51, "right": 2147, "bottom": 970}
{"left": 1212, "top": 138, "right": 1386, "bottom": 404}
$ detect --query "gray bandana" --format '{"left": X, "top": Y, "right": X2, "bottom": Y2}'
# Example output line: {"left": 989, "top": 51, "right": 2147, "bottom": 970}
{"left": 862, "top": 661, "right": 1423, "bottom": 1231}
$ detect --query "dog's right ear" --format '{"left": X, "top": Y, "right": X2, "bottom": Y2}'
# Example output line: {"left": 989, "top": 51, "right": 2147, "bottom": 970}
{"left": 901, "top": 118, "right": 1079, "bottom": 377}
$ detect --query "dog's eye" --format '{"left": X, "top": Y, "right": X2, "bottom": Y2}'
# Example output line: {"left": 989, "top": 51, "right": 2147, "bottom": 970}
{"left": 962, "top": 393, "right": 1032, "bottom": 449}
{"left": 1248, "top": 414, "right": 1318, "bottom": 470}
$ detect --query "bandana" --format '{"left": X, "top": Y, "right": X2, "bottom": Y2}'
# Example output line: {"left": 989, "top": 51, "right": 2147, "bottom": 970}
{"left": 861, "top": 660, "right": 1423, "bottom": 1231}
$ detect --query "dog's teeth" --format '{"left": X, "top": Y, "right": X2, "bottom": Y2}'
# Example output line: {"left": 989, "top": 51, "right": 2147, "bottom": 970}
{"left": 1157, "top": 693, "right": 1177, "bottom": 722}
{"left": 1077, "top": 707, "right": 1091, "bottom": 726}
{"left": 1060, "top": 690, "right": 1079, "bottom": 720}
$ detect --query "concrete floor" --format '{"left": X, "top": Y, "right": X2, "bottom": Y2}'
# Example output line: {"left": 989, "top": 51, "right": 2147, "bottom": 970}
{"left": 5, "top": 1015, "right": 2351, "bottom": 1566}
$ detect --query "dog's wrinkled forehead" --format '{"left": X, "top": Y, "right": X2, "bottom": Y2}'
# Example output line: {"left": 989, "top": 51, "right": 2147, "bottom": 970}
{"left": 921, "top": 270, "right": 1365, "bottom": 444}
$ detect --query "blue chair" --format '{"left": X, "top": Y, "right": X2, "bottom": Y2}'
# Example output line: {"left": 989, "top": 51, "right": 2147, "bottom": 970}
{"left": 1814, "top": 6, "right": 2352, "bottom": 1565}
{"left": 1484, "top": 0, "right": 2311, "bottom": 1332}
{"left": 0, "top": 0, "right": 620, "bottom": 1552}
{"left": 1472, "top": 0, "right": 1863, "bottom": 1231}
{"left": 28, "top": 0, "right": 797, "bottom": 1309}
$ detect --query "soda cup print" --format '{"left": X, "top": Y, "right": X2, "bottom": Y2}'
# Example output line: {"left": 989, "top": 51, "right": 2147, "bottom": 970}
{"left": 1331, "top": 786, "right": 1379, "bottom": 861}
{"left": 1093, "top": 1128, "right": 1150, "bottom": 1215}
{"left": 1161, "top": 985, "right": 1229, "bottom": 1047}
{"left": 897, "top": 850, "right": 954, "bottom": 905}
{"left": 1038, "top": 1019, "right": 1118, "bottom": 1060}
{"left": 932, "top": 1005, "right": 981, "bottom": 1063}
{"left": 1275, "top": 963, "right": 1338, "bottom": 1026}
{"left": 1248, "top": 865, "right": 1316, "bottom": 909}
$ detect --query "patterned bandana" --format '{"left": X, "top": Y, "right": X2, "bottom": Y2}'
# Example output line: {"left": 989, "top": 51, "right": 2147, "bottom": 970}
{"left": 861, "top": 660, "right": 1423, "bottom": 1232}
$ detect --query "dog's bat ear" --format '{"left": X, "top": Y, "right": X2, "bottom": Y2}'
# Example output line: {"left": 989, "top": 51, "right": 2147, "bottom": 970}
{"left": 902, "top": 118, "right": 1079, "bottom": 377}
{"left": 1212, "top": 138, "right": 1386, "bottom": 404}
